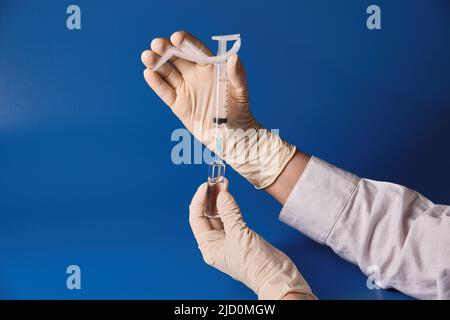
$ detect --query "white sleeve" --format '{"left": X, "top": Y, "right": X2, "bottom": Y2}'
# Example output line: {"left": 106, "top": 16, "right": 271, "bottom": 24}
{"left": 279, "top": 156, "right": 450, "bottom": 299}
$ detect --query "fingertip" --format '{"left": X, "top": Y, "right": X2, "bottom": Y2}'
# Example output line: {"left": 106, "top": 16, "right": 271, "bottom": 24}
{"left": 227, "top": 54, "right": 240, "bottom": 72}
{"left": 221, "top": 178, "right": 229, "bottom": 191}
{"left": 228, "top": 53, "right": 238, "bottom": 66}
{"left": 197, "top": 182, "right": 208, "bottom": 193}
{"left": 190, "top": 183, "right": 209, "bottom": 222}
{"left": 227, "top": 54, "right": 247, "bottom": 88}
{"left": 169, "top": 31, "right": 212, "bottom": 57}
{"left": 170, "top": 30, "right": 186, "bottom": 47}
{"left": 141, "top": 50, "right": 150, "bottom": 65}
{"left": 143, "top": 68, "right": 151, "bottom": 79}
{"left": 150, "top": 38, "right": 159, "bottom": 50}
{"left": 215, "top": 179, "right": 229, "bottom": 208}
{"left": 143, "top": 68, "right": 161, "bottom": 90}
{"left": 151, "top": 37, "right": 169, "bottom": 54}
{"left": 143, "top": 68, "right": 154, "bottom": 81}
{"left": 191, "top": 182, "right": 208, "bottom": 203}
{"left": 142, "top": 50, "right": 159, "bottom": 70}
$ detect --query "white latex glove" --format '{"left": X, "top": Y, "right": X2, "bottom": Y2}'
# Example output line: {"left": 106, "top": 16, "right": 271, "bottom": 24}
{"left": 141, "top": 31, "right": 296, "bottom": 189}
{"left": 189, "top": 181, "right": 316, "bottom": 300}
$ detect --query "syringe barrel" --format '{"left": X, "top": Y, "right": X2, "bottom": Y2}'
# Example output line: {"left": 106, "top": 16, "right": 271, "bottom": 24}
{"left": 213, "top": 62, "right": 229, "bottom": 125}
{"left": 212, "top": 35, "right": 238, "bottom": 126}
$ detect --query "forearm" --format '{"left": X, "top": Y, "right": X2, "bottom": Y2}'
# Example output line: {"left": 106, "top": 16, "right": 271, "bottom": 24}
{"left": 278, "top": 156, "right": 450, "bottom": 299}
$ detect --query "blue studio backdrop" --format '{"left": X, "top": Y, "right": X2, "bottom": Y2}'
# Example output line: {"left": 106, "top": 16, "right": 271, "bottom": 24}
{"left": 1, "top": 0, "right": 449, "bottom": 299}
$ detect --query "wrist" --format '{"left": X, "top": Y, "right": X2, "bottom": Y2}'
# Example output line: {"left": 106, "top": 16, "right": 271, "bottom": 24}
{"left": 280, "top": 291, "right": 317, "bottom": 300}
{"left": 224, "top": 128, "right": 296, "bottom": 189}
{"left": 256, "top": 261, "right": 314, "bottom": 300}
{"left": 265, "top": 151, "right": 311, "bottom": 204}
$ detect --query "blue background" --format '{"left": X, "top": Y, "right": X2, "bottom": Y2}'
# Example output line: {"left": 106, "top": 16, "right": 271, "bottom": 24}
{"left": 1, "top": 0, "right": 449, "bottom": 299}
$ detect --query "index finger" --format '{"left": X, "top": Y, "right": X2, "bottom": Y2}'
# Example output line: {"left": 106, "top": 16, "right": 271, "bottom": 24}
{"left": 170, "top": 31, "right": 213, "bottom": 57}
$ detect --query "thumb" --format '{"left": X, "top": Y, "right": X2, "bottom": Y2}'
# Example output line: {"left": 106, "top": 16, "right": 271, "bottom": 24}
{"left": 227, "top": 54, "right": 247, "bottom": 90}
{"left": 189, "top": 183, "right": 213, "bottom": 236}
{"left": 217, "top": 186, "right": 245, "bottom": 234}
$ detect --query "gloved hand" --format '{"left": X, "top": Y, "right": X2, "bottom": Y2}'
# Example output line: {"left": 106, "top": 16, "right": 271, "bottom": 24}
{"left": 189, "top": 181, "right": 316, "bottom": 300}
{"left": 141, "top": 31, "right": 296, "bottom": 189}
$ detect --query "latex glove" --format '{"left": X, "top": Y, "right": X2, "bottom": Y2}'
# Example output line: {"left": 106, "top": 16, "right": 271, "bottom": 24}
{"left": 141, "top": 31, "right": 296, "bottom": 189}
{"left": 188, "top": 181, "right": 316, "bottom": 300}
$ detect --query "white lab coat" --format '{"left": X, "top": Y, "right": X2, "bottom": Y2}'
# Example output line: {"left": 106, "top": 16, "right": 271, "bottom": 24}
{"left": 279, "top": 157, "right": 450, "bottom": 299}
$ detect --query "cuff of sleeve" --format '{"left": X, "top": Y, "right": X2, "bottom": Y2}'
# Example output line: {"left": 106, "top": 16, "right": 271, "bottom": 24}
{"left": 279, "top": 156, "right": 360, "bottom": 244}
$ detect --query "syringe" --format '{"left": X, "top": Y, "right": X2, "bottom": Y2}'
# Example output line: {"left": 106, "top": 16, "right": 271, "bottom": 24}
{"left": 153, "top": 34, "right": 241, "bottom": 219}
{"left": 204, "top": 35, "right": 240, "bottom": 219}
